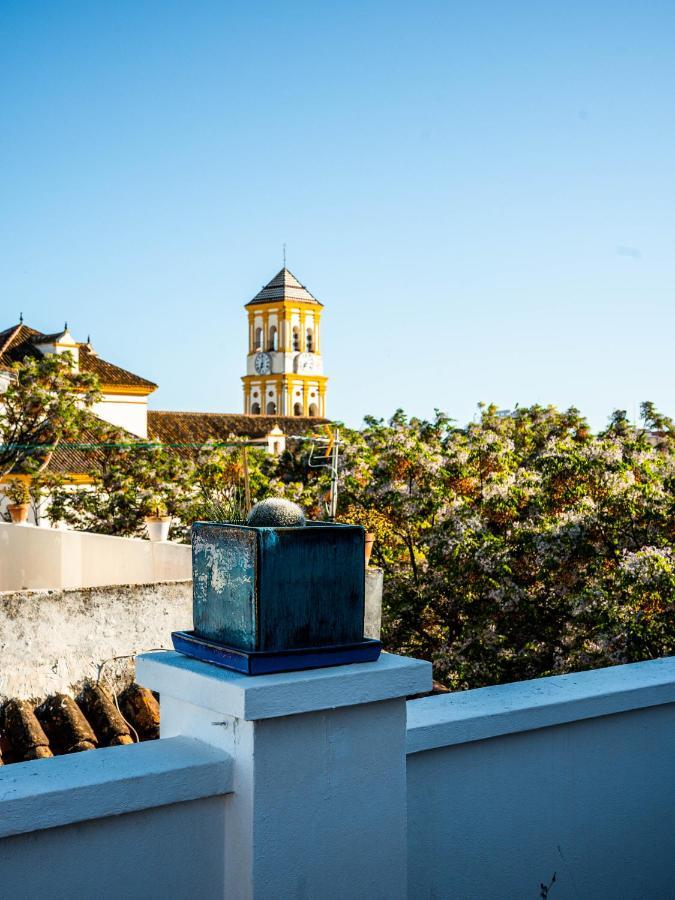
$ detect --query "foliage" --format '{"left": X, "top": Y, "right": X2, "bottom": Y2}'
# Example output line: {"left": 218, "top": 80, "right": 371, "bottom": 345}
{"left": 50, "top": 439, "right": 271, "bottom": 538}
{"left": 49, "top": 424, "right": 191, "bottom": 537}
{"left": 330, "top": 403, "right": 675, "bottom": 688}
{"left": 4, "top": 478, "right": 31, "bottom": 505}
{"left": 142, "top": 496, "right": 168, "bottom": 518}
{"left": 45, "top": 400, "right": 675, "bottom": 689}
{"left": 173, "top": 444, "right": 270, "bottom": 532}
{"left": 0, "top": 353, "right": 100, "bottom": 478}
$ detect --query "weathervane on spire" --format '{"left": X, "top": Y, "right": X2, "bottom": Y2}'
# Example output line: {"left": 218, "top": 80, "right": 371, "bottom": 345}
{"left": 283, "top": 243, "right": 287, "bottom": 268}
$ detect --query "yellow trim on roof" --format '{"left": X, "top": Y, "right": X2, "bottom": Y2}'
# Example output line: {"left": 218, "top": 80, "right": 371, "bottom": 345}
{"left": 98, "top": 383, "right": 156, "bottom": 396}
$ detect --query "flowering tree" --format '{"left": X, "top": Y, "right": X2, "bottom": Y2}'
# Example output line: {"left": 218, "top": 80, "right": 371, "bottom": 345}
{"left": 0, "top": 354, "right": 99, "bottom": 478}
{"left": 47, "top": 396, "right": 675, "bottom": 689}
{"left": 333, "top": 403, "right": 675, "bottom": 688}
{"left": 48, "top": 423, "right": 192, "bottom": 536}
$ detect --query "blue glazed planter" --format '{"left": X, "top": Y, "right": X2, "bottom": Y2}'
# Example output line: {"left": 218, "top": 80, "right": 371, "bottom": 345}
{"left": 171, "top": 631, "right": 381, "bottom": 675}
{"left": 191, "top": 521, "right": 366, "bottom": 653}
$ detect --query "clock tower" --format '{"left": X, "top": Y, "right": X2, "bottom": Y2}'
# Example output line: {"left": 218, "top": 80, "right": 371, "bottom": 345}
{"left": 242, "top": 268, "right": 327, "bottom": 417}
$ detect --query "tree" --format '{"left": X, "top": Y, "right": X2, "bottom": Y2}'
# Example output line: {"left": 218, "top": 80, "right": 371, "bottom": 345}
{"left": 0, "top": 353, "right": 100, "bottom": 478}
{"left": 48, "top": 423, "right": 192, "bottom": 537}
{"left": 330, "top": 403, "right": 675, "bottom": 689}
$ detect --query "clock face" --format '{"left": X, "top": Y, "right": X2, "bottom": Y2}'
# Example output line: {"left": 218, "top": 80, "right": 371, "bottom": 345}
{"left": 254, "top": 351, "right": 272, "bottom": 375}
{"left": 295, "top": 352, "right": 317, "bottom": 373}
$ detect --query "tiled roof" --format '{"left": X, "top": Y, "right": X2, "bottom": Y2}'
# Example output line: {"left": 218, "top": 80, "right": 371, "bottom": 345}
{"left": 0, "top": 683, "right": 159, "bottom": 765}
{"left": 0, "top": 322, "right": 157, "bottom": 391}
{"left": 78, "top": 344, "right": 157, "bottom": 390}
{"left": 246, "top": 268, "right": 323, "bottom": 307}
{"left": 2, "top": 412, "right": 144, "bottom": 477}
{"left": 45, "top": 418, "right": 121, "bottom": 475}
{"left": 148, "top": 410, "right": 330, "bottom": 447}
{"left": 0, "top": 324, "right": 42, "bottom": 364}
{"left": 34, "top": 330, "right": 69, "bottom": 344}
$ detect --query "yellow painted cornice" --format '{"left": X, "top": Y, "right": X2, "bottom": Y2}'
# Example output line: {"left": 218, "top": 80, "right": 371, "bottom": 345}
{"left": 246, "top": 300, "right": 323, "bottom": 314}
{"left": 242, "top": 374, "right": 328, "bottom": 385}
{"left": 1, "top": 472, "right": 93, "bottom": 485}
{"left": 99, "top": 384, "right": 156, "bottom": 396}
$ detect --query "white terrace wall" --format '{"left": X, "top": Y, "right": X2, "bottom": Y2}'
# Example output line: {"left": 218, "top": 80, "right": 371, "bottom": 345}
{"left": 1, "top": 655, "right": 674, "bottom": 899}
{"left": 0, "top": 581, "right": 191, "bottom": 699}
{"left": 0, "top": 522, "right": 191, "bottom": 591}
{"left": 0, "top": 570, "right": 383, "bottom": 699}
{"left": 0, "top": 737, "right": 233, "bottom": 900}
{"left": 405, "top": 657, "right": 675, "bottom": 899}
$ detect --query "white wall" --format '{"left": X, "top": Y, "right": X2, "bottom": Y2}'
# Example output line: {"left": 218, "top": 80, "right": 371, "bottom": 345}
{"left": 0, "top": 567, "right": 382, "bottom": 699}
{"left": 0, "top": 581, "right": 192, "bottom": 698}
{"left": 406, "top": 658, "right": 675, "bottom": 899}
{"left": 91, "top": 392, "right": 149, "bottom": 438}
{"left": 0, "top": 801, "right": 225, "bottom": 900}
{"left": 0, "top": 522, "right": 191, "bottom": 591}
{"left": 0, "top": 737, "right": 232, "bottom": 900}
{"left": 1, "top": 654, "right": 674, "bottom": 898}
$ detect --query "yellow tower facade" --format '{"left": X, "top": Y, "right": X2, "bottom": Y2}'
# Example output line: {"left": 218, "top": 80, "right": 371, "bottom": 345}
{"left": 242, "top": 268, "right": 327, "bottom": 417}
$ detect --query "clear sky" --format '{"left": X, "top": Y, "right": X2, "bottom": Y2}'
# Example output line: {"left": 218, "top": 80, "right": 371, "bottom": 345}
{"left": 2, "top": 1, "right": 674, "bottom": 430}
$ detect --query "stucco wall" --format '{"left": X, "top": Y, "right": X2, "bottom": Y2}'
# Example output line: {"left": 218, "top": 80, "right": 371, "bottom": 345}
{"left": 0, "top": 522, "right": 191, "bottom": 591}
{"left": 406, "top": 660, "right": 675, "bottom": 899}
{"left": 91, "top": 393, "right": 149, "bottom": 438}
{"left": 364, "top": 567, "right": 383, "bottom": 639}
{"left": 0, "top": 796, "right": 225, "bottom": 900}
{"left": 0, "top": 572, "right": 382, "bottom": 700}
{"left": 0, "top": 581, "right": 192, "bottom": 699}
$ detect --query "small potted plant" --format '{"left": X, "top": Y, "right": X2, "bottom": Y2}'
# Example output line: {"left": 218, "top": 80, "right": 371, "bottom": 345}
{"left": 143, "top": 496, "right": 171, "bottom": 542}
{"left": 5, "top": 479, "right": 31, "bottom": 525}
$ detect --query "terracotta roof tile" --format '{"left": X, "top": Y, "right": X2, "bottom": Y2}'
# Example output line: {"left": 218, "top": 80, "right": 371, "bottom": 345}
{"left": 0, "top": 322, "right": 156, "bottom": 390}
{"left": 0, "top": 683, "right": 159, "bottom": 765}
{"left": 148, "top": 410, "right": 329, "bottom": 447}
{"left": 79, "top": 344, "right": 156, "bottom": 390}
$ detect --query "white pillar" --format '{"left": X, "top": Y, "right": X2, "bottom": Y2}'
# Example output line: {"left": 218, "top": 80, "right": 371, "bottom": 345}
{"left": 137, "top": 651, "right": 431, "bottom": 900}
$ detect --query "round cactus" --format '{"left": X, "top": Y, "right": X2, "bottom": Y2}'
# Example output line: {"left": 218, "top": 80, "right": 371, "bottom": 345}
{"left": 246, "top": 498, "right": 306, "bottom": 528}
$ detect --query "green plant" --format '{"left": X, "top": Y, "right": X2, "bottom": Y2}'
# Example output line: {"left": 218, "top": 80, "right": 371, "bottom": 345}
{"left": 0, "top": 353, "right": 100, "bottom": 478}
{"left": 5, "top": 479, "right": 30, "bottom": 505}
{"left": 142, "top": 496, "right": 168, "bottom": 518}
{"left": 49, "top": 424, "right": 189, "bottom": 537}
{"left": 194, "top": 492, "right": 248, "bottom": 525}
{"left": 246, "top": 497, "right": 306, "bottom": 527}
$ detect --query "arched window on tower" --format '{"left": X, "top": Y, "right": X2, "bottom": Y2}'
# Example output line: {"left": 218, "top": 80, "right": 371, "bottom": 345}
{"left": 308, "top": 402, "right": 318, "bottom": 417}
{"left": 251, "top": 402, "right": 261, "bottom": 415}
{"left": 266, "top": 400, "right": 277, "bottom": 415}
{"left": 268, "top": 325, "right": 278, "bottom": 351}
{"left": 306, "top": 328, "right": 314, "bottom": 352}
{"left": 293, "top": 402, "right": 302, "bottom": 416}
{"left": 292, "top": 326, "right": 300, "bottom": 351}
{"left": 254, "top": 327, "right": 262, "bottom": 351}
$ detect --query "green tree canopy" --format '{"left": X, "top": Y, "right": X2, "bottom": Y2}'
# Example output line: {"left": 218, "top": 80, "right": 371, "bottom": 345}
{"left": 0, "top": 353, "right": 100, "bottom": 478}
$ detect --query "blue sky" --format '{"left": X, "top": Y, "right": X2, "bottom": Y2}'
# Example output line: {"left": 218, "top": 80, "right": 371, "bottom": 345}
{"left": 2, "top": 1, "right": 674, "bottom": 429}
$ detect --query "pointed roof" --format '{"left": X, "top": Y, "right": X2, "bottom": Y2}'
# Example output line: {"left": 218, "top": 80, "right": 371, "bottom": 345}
{"left": 34, "top": 328, "right": 71, "bottom": 344}
{"left": 246, "top": 268, "right": 322, "bottom": 307}
{"left": 0, "top": 322, "right": 156, "bottom": 391}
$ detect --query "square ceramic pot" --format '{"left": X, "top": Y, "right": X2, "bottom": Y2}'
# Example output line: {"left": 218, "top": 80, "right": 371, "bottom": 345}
{"left": 192, "top": 521, "right": 366, "bottom": 652}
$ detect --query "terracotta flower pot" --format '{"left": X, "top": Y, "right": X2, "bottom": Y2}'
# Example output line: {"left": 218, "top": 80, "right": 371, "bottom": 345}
{"left": 364, "top": 532, "right": 376, "bottom": 566}
{"left": 145, "top": 516, "right": 171, "bottom": 542}
{"left": 8, "top": 503, "right": 29, "bottom": 525}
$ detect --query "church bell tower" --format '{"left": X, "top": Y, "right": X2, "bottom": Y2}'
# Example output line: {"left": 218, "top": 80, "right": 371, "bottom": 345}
{"left": 242, "top": 268, "right": 327, "bottom": 417}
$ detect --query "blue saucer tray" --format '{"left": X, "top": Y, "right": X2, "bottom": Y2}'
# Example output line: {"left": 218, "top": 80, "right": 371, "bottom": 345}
{"left": 171, "top": 630, "right": 382, "bottom": 676}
